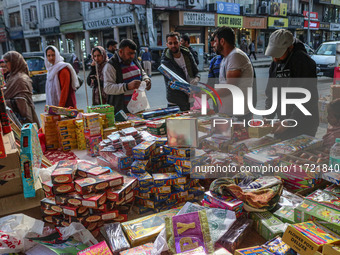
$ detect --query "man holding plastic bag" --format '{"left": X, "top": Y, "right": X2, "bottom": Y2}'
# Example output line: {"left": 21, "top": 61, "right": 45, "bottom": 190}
{"left": 103, "top": 39, "right": 151, "bottom": 113}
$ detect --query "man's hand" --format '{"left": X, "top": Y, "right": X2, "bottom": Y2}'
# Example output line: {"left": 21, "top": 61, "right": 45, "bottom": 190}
{"left": 144, "top": 78, "right": 151, "bottom": 91}
{"left": 127, "top": 80, "right": 141, "bottom": 90}
{"left": 190, "top": 77, "right": 200, "bottom": 85}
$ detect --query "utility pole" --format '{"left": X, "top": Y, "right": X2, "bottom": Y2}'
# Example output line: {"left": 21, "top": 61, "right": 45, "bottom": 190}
{"left": 132, "top": 5, "right": 143, "bottom": 46}
{"left": 307, "top": 0, "right": 313, "bottom": 46}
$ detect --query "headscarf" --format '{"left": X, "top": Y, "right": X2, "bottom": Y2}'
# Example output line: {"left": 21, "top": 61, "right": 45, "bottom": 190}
{"left": 4, "top": 51, "right": 29, "bottom": 76}
{"left": 44, "top": 45, "right": 79, "bottom": 106}
{"left": 91, "top": 46, "right": 108, "bottom": 81}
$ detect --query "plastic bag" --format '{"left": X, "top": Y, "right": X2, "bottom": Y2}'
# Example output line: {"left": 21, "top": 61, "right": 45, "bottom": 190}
{"left": 127, "top": 81, "right": 150, "bottom": 114}
{"left": 100, "top": 223, "right": 130, "bottom": 253}
{"left": 152, "top": 202, "right": 236, "bottom": 255}
{"left": 0, "top": 214, "right": 44, "bottom": 253}
{"left": 191, "top": 94, "right": 210, "bottom": 111}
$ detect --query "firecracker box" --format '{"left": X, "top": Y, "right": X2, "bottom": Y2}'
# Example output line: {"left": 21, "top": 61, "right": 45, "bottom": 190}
{"left": 51, "top": 160, "right": 77, "bottom": 184}
{"left": 45, "top": 105, "right": 78, "bottom": 117}
{"left": 273, "top": 206, "right": 296, "bottom": 224}
{"left": 248, "top": 125, "right": 274, "bottom": 138}
{"left": 250, "top": 211, "right": 286, "bottom": 240}
{"left": 76, "top": 162, "right": 110, "bottom": 178}
{"left": 78, "top": 241, "right": 113, "bottom": 255}
{"left": 323, "top": 241, "right": 340, "bottom": 255}
{"left": 234, "top": 246, "right": 273, "bottom": 255}
{"left": 295, "top": 199, "right": 340, "bottom": 235}
{"left": 282, "top": 222, "right": 340, "bottom": 255}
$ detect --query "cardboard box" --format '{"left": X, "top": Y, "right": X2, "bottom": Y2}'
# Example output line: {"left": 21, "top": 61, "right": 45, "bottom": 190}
{"left": 51, "top": 160, "right": 77, "bottom": 184}
{"left": 282, "top": 222, "right": 340, "bottom": 255}
{"left": 234, "top": 246, "right": 270, "bottom": 255}
{"left": 0, "top": 132, "right": 22, "bottom": 198}
{"left": 250, "top": 211, "right": 286, "bottom": 240}
{"left": 323, "top": 242, "right": 340, "bottom": 255}
{"left": 295, "top": 200, "right": 340, "bottom": 235}
{"left": 273, "top": 206, "right": 296, "bottom": 224}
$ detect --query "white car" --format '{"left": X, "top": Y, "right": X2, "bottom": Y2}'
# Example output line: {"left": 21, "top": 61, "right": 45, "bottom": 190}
{"left": 311, "top": 41, "right": 340, "bottom": 77}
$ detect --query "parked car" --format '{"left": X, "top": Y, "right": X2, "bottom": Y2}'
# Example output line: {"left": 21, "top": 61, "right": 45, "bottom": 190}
{"left": 22, "top": 51, "right": 80, "bottom": 94}
{"left": 311, "top": 41, "right": 340, "bottom": 77}
{"left": 303, "top": 43, "right": 314, "bottom": 55}
{"left": 139, "top": 46, "right": 166, "bottom": 72}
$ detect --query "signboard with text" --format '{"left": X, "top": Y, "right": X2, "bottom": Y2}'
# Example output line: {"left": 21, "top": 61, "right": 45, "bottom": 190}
{"left": 217, "top": 14, "right": 243, "bottom": 28}
{"left": 267, "top": 17, "right": 288, "bottom": 29}
{"left": 304, "top": 20, "right": 320, "bottom": 30}
{"left": 58, "top": 0, "right": 146, "bottom": 5}
{"left": 303, "top": 11, "right": 318, "bottom": 20}
{"left": 270, "top": 3, "right": 287, "bottom": 16}
{"left": 85, "top": 14, "right": 134, "bottom": 30}
{"left": 180, "top": 12, "right": 215, "bottom": 26}
{"left": 216, "top": 2, "right": 240, "bottom": 15}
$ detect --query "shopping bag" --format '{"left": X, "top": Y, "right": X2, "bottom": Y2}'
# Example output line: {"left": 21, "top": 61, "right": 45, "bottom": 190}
{"left": 191, "top": 94, "right": 210, "bottom": 110}
{"left": 127, "top": 82, "right": 150, "bottom": 114}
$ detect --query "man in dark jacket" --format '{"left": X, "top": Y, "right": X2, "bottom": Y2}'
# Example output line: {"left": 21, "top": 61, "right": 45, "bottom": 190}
{"left": 265, "top": 29, "right": 319, "bottom": 140}
{"left": 161, "top": 32, "right": 200, "bottom": 111}
{"left": 103, "top": 39, "right": 151, "bottom": 113}
{"left": 180, "top": 34, "right": 199, "bottom": 66}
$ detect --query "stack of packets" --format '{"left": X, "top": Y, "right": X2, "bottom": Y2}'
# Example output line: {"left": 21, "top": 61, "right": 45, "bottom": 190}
{"left": 41, "top": 160, "right": 138, "bottom": 237}
{"left": 77, "top": 241, "right": 113, "bottom": 255}
{"left": 243, "top": 135, "right": 323, "bottom": 167}
{"left": 75, "top": 119, "right": 86, "bottom": 150}
{"left": 88, "top": 104, "right": 115, "bottom": 128}
{"left": 146, "top": 119, "right": 167, "bottom": 136}
{"left": 83, "top": 113, "right": 103, "bottom": 156}
{"left": 282, "top": 221, "right": 340, "bottom": 255}
{"left": 57, "top": 118, "right": 78, "bottom": 151}
{"left": 132, "top": 143, "right": 205, "bottom": 214}
{"left": 202, "top": 191, "right": 243, "bottom": 218}
{"left": 45, "top": 105, "right": 79, "bottom": 118}
{"left": 41, "top": 113, "right": 61, "bottom": 150}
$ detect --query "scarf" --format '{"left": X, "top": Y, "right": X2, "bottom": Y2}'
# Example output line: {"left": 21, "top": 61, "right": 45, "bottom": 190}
{"left": 44, "top": 45, "right": 79, "bottom": 106}
{"left": 91, "top": 46, "right": 108, "bottom": 81}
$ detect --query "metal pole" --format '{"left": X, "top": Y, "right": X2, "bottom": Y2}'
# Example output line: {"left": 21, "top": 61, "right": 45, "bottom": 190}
{"left": 95, "top": 63, "right": 103, "bottom": 105}
{"left": 81, "top": 52, "right": 89, "bottom": 108}
{"left": 307, "top": 0, "right": 312, "bottom": 46}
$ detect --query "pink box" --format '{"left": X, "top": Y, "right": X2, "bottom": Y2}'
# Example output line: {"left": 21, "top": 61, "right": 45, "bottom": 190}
{"left": 77, "top": 241, "right": 113, "bottom": 255}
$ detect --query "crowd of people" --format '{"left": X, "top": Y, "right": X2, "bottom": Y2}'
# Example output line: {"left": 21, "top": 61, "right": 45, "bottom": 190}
{"left": 0, "top": 27, "right": 339, "bottom": 149}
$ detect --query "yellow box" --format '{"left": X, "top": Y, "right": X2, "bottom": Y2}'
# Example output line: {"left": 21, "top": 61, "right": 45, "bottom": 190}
{"left": 323, "top": 241, "right": 340, "bottom": 255}
{"left": 40, "top": 113, "right": 61, "bottom": 123}
{"left": 282, "top": 222, "right": 340, "bottom": 255}
{"left": 248, "top": 126, "right": 274, "bottom": 138}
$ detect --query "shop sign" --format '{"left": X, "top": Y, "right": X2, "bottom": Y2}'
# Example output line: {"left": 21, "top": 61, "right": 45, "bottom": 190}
{"left": 59, "top": 0, "right": 146, "bottom": 5}
{"left": 181, "top": 12, "right": 215, "bottom": 26}
{"left": 216, "top": 2, "right": 240, "bottom": 15}
{"left": 319, "top": 0, "right": 331, "bottom": 3}
{"left": 85, "top": 14, "right": 134, "bottom": 30}
{"left": 23, "top": 30, "right": 40, "bottom": 38}
{"left": 304, "top": 20, "right": 320, "bottom": 30}
{"left": 60, "top": 21, "right": 84, "bottom": 34}
{"left": 270, "top": 3, "right": 287, "bottom": 16}
{"left": 0, "top": 28, "right": 6, "bottom": 43}
{"left": 9, "top": 30, "right": 23, "bottom": 40}
{"left": 217, "top": 14, "right": 243, "bottom": 28}
{"left": 288, "top": 16, "right": 304, "bottom": 29}
{"left": 40, "top": 26, "right": 60, "bottom": 35}
{"left": 303, "top": 11, "right": 318, "bottom": 20}
{"left": 243, "top": 17, "right": 267, "bottom": 29}
{"left": 267, "top": 17, "right": 288, "bottom": 29}
{"left": 320, "top": 22, "right": 330, "bottom": 30}
{"left": 331, "top": 0, "right": 340, "bottom": 6}
{"left": 330, "top": 23, "right": 340, "bottom": 31}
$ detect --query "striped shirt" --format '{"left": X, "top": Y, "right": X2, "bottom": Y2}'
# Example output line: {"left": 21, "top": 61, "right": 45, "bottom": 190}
{"left": 121, "top": 62, "right": 142, "bottom": 105}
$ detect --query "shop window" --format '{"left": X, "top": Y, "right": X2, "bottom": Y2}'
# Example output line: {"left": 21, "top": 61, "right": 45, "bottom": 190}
{"left": 43, "top": 3, "right": 55, "bottom": 19}
{"left": 89, "top": 2, "right": 107, "bottom": 9}
{"left": 9, "top": 12, "right": 21, "bottom": 28}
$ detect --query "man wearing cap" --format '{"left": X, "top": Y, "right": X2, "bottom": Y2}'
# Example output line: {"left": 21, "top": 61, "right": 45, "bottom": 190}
{"left": 264, "top": 29, "right": 319, "bottom": 140}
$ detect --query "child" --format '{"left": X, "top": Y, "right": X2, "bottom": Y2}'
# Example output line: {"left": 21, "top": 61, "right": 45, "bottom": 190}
{"left": 323, "top": 98, "right": 340, "bottom": 149}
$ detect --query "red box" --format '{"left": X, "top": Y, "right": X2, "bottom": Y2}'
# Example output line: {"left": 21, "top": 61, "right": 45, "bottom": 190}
{"left": 81, "top": 192, "right": 107, "bottom": 208}
{"left": 106, "top": 176, "right": 138, "bottom": 202}
{"left": 51, "top": 160, "right": 77, "bottom": 184}
{"left": 41, "top": 207, "right": 61, "bottom": 217}
{"left": 62, "top": 205, "right": 88, "bottom": 217}
{"left": 93, "top": 201, "right": 117, "bottom": 213}
{"left": 113, "top": 214, "right": 128, "bottom": 222}
{"left": 77, "top": 162, "right": 110, "bottom": 178}
{"left": 52, "top": 182, "right": 75, "bottom": 194}
{"left": 41, "top": 197, "right": 63, "bottom": 214}
{"left": 100, "top": 210, "right": 119, "bottom": 221}
{"left": 55, "top": 192, "right": 82, "bottom": 207}
{"left": 75, "top": 172, "right": 123, "bottom": 195}
{"left": 42, "top": 181, "right": 54, "bottom": 195}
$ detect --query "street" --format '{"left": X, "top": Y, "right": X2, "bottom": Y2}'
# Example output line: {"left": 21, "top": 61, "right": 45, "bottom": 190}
{"left": 34, "top": 67, "right": 334, "bottom": 117}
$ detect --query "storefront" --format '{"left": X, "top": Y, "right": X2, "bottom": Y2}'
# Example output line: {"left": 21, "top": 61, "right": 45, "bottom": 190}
{"left": 288, "top": 15, "right": 304, "bottom": 39}
{"left": 9, "top": 30, "right": 25, "bottom": 53}
{"left": 23, "top": 30, "right": 41, "bottom": 52}
{"left": 216, "top": 14, "right": 243, "bottom": 47}
{"left": 60, "top": 21, "right": 84, "bottom": 57}
{"left": 320, "top": 22, "right": 331, "bottom": 44}
{"left": 84, "top": 13, "right": 135, "bottom": 53}
{"left": 303, "top": 11, "right": 320, "bottom": 49}
{"left": 330, "top": 23, "right": 340, "bottom": 41}
{"left": 40, "top": 26, "right": 61, "bottom": 50}
{"left": 242, "top": 17, "right": 267, "bottom": 53}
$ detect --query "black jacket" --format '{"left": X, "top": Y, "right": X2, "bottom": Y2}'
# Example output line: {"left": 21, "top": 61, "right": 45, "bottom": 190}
{"left": 106, "top": 54, "right": 145, "bottom": 113}
{"left": 161, "top": 46, "right": 199, "bottom": 111}
{"left": 189, "top": 46, "right": 199, "bottom": 66}
{"left": 265, "top": 38, "right": 319, "bottom": 140}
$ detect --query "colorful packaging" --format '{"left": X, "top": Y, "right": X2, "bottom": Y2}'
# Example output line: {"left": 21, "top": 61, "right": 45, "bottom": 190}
{"left": 86, "top": 135, "right": 102, "bottom": 157}
{"left": 100, "top": 223, "right": 130, "bottom": 253}
{"left": 45, "top": 105, "right": 79, "bottom": 117}
{"left": 77, "top": 162, "right": 110, "bottom": 178}
{"left": 106, "top": 176, "right": 138, "bottom": 202}
{"left": 273, "top": 206, "right": 296, "bottom": 224}
{"left": 77, "top": 241, "right": 113, "bottom": 255}
{"left": 55, "top": 192, "right": 83, "bottom": 207}
{"left": 81, "top": 192, "right": 107, "bottom": 208}
{"left": 203, "top": 191, "right": 243, "bottom": 217}
{"left": 51, "top": 160, "right": 77, "bottom": 184}
{"left": 250, "top": 211, "right": 286, "bottom": 240}
{"left": 131, "top": 172, "right": 153, "bottom": 187}
{"left": 119, "top": 243, "right": 153, "bottom": 255}
{"left": 75, "top": 172, "right": 123, "bottom": 195}
{"left": 52, "top": 182, "right": 75, "bottom": 194}
{"left": 133, "top": 141, "right": 156, "bottom": 159}
{"left": 305, "top": 189, "right": 340, "bottom": 211}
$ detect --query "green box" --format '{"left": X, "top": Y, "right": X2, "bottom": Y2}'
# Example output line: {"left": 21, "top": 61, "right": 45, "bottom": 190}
{"left": 250, "top": 211, "right": 286, "bottom": 241}
{"left": 294, "top": 199, "right": 340, "bottom": 235}
{"left": 273, "top": 206, "right": 296, "bottom": 224}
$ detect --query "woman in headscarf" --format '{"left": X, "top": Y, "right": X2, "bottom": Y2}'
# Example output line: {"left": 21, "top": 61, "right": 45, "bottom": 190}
{"left": 87, "top": 46, "right": 108, "bottom": 106}
{"left": 45, "top": 45, "right": 78, "bottom": 108}
{"left": 3, "top": 51, "right": 39, "bottom": 126}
